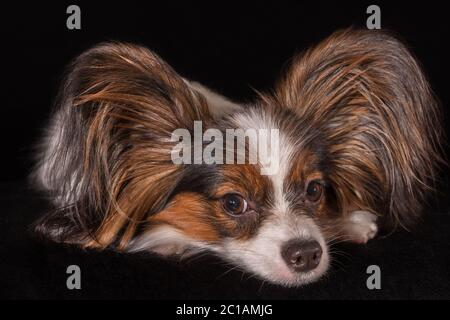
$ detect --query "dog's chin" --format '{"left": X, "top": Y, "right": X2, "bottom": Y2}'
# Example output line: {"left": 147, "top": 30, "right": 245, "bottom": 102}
{"left": 268, "top": 260, "right": 329, "bottom": 287}
{"left": 215, "top": 242, "right": 330, "bottom": 287}
{"left": 245, "top": 249, "right": 330, "bottom": 287}
{"left": 177, "top": 245, "right": 329, "bottom": 287}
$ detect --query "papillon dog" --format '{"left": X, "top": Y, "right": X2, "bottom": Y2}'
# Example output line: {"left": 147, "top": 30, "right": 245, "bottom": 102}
{"left": 32, "top": 29, "right": 444, "bottom": 286}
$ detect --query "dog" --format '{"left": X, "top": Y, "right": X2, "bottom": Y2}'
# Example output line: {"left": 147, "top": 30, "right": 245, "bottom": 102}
{"left": 32, "top": 29, "right": 443, "bottom": 286}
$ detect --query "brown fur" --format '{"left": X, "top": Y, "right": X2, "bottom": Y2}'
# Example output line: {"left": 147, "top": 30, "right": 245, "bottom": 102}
{"left": 265, "top": 29, "right": 444, "bottom": 229}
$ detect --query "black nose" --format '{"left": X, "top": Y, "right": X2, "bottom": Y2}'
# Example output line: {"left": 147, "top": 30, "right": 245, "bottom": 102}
{"left": 281, "top": 240, "right": 322, "bottom": 272}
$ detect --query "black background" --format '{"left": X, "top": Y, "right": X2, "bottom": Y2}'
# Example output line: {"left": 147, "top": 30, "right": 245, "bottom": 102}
{"left": 1, "top": 1, "right": 449, "bottom": 181}
{"left": 1, "top": 1, "right": 450, "bottom": 299}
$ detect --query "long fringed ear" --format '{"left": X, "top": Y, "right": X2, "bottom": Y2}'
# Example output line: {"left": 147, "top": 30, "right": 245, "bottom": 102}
{"left": 33, "top": 42, "right": 213, "bottom": 249}
{"left": 270, "top": 29, "right": 444, "bottom": 229}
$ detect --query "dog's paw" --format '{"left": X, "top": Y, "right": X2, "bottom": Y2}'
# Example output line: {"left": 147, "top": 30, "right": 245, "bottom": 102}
{"left": 344, "top": 210, "right": 378, "bottom": 244}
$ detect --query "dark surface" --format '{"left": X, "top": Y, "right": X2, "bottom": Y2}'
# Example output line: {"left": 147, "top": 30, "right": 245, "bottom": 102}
{"left": 1, "top": 2, "right": 450, "bottom": 300}
{"left": 1, "top": 181, "right": 450, "bottom": 299}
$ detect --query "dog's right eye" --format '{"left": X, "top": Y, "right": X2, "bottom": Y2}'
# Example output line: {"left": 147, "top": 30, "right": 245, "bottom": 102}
{"left": 221, "top": 193, "right": 248, "bottom": 216}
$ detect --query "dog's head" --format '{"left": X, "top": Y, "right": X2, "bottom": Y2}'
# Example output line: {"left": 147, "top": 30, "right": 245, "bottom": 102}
{"left": 34, "top": 29, "right": 443, "bottom": 286}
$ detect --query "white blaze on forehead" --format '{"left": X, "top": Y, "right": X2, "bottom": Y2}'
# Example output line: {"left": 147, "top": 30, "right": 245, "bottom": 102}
{"left": 231, "top": 109, "right": 297, "bottom": 214}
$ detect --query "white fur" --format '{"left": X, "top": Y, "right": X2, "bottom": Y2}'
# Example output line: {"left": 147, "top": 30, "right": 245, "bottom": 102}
{"left": 35, "top": 110, "right": 83, "bottom": 206}
{"left": 36, "top": 111, "right": 64, "bottom": 192}
{"left": 343, "top": 210, "right": 378, "bottom": 244}
{"left": 186, "top": 80, "right": 242, "bottom": 118}
{"left": 127, "top": 225, "right": 217, "bottom": 257}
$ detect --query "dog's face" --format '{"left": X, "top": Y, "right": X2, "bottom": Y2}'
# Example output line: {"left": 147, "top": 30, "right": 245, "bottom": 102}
{"left": 129, "top": 107, "right": 336, "bottom": 286}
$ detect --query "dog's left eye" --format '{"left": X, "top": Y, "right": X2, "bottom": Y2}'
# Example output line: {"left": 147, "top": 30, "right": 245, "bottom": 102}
{"left": 306, "top": 180, "right": 324, "bottom": 202}
{"left": 221, "top": 193, "right": 248, "bottom": 216}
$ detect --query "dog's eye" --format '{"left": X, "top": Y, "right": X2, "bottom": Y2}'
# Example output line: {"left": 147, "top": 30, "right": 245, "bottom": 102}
{"left": 221, "top": 193, "right": 248, "bottom": 216}
{"left": 306, "top": 180, "right": 323, "bottom": 202}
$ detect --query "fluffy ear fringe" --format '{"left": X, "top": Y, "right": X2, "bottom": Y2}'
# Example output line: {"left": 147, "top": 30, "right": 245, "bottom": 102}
{"left": 269, "top": 28, "right": 445, "bottom": 230}
{"left": 32, "top": 42, "right": 213, "bottom": 249}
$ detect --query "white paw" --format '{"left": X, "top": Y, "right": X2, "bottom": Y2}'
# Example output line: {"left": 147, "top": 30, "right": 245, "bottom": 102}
{"left": 345, "top": 210, "right": 378, "bottom": 244}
